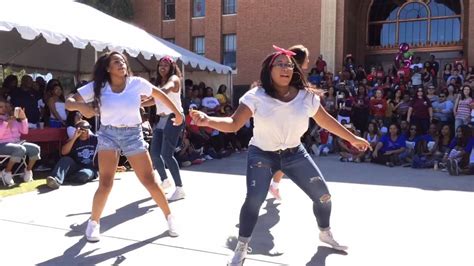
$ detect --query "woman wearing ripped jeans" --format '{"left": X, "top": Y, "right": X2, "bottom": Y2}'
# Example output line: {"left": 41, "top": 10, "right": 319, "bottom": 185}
{"left": 190, "top": 45, "right": 370, "bottom": 265}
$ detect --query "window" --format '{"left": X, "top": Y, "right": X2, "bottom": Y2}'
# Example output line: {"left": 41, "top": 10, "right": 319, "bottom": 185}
{"left": 193, "top": 37, "right": 205, "bottom": 56}
{"left": 193, "top": 0, "right": 205, "bottom": 17}
{"left": 223, "top": 34, "right": 236, "bottom": 69}
{"left": 163, "top": 0, "right": 175, "bottom": 20}
{"left": 368, "top": 0, "right": 462, "bottom": 47}
{"left": 165, "top": 38, "right": 175, "bottom": 44}
{"left": 223, "top": 0, "right": 236, "bottom": 15}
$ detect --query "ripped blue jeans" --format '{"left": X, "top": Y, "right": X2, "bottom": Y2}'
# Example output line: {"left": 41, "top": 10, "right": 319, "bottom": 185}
{"left": 238, "top": 144, "right": 332, "bottom": 238}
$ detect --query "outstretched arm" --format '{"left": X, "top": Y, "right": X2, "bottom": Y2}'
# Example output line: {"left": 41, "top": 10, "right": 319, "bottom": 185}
{"left": 313, "top": 106, "right": 370, "bottom": 151}
{"left": 190, "top": 104, "right": 252, "bottom": 133}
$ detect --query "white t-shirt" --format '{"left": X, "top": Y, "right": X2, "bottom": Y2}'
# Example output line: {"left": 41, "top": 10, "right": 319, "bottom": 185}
{"left": 202, "top": 97, "right": 220, "bottom": 109}
{"left": 78, "top": 76, "right": 152, "bottom": 126}
{"left": 240, "top": 87, "right": 320, "bottom": 151}
{"left": 155, "top": 76, "right": 183, "bottom": 115}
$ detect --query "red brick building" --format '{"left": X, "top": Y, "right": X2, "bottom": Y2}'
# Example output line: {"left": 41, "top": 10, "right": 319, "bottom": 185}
{"left": 132, "top": 0, "right": 474, "bottom": 88}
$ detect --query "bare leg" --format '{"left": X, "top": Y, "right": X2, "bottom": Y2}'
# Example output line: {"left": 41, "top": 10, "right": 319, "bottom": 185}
{"left": 27, "top": 159, "right": 37, "bottom": 171}
{"left": 5, "top": 160, "right": 15, "bottom": 172}
{"left": 91, "top": 150, "right": 119, "bottom": 222}
{"left": 127, "top": 151, "right": 171, "bottom": 218}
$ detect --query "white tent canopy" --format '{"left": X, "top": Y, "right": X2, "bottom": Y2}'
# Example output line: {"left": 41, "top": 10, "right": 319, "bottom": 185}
{"left": 156, "top": 37, "right": 232, "bottom": 75}
{"left": 0, "top": 0, "right": 231, "bottom": 78}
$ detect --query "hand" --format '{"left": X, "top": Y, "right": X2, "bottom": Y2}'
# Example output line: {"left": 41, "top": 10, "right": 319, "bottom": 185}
{"left": 190, "top": 109, "right": 210, "bottom": 127}
{"left": 250, "top": 80, "right": 261, "bottom": 89}
{"left": 350, "top": 136, "right": 371, "bottom": 152}
{"left": 73, "top": 128, "right": 83, "bottom": 139}
{"left": 384, "top": 150, "right": 392, "bottom": 156}
{"left": 372, "top": 150, "right": 378, "bottom": 158}
{"left": 172, "top": 113, "right": 184, "bottom": 126}
{"left": 7, "top": 116, "right": 15, "bottom": 129}
{"left": 17, "top": 108, "right": 26, "bottom": 120}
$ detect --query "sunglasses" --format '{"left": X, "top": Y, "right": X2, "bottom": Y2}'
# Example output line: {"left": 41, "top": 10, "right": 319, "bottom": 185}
{"left": 272, "top": 62, "right": 295, "bottom": 70}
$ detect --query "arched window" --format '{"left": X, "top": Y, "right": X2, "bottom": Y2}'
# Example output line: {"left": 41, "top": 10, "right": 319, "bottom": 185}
{"left": 368, "top": 0, "right": 462, "bottom": 48}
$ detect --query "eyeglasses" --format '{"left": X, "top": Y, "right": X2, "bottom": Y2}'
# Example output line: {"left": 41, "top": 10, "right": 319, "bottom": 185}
{"left": 272, "top": 62, "right": 295, "bottom": 70}
{"left": 410, "top": 128, "right": 417, "bottom": 131}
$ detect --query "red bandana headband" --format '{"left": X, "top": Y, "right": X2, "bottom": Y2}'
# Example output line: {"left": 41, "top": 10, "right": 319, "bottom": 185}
{"left": 161, "top": 55, "right": 174, "bottom": 63}
{"left": 269, "top": 45, "right": 296, "bottom": 66}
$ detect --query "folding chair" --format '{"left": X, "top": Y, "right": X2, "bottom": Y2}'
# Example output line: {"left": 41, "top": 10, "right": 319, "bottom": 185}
{"left": 0, "top": 155, "right": 27, "bottom": 186}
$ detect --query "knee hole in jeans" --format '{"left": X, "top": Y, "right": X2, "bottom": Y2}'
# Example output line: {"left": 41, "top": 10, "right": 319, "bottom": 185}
{"left": 319, "top": 194, "right": 331, "bottom": 204}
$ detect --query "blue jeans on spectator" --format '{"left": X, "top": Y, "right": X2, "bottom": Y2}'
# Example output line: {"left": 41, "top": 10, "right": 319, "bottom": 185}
{"left": 50, "top": 156, "right": 97, "bottom": 184}
{"left": 238, "top": 144, "right": 332, "bottom": 238}
{"left": 151, "top": 114, "right": 185, "bottom": 187}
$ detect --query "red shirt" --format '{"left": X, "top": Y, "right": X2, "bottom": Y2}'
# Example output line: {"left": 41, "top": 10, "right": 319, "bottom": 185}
{"left": 410, "top": 98, "right": 432, "bottom": 119}
{"left": 316, "top": 59, "right": 327, "bottom": 72}
{"left": 370, "top": 98, "right": 387, "bottom": 118}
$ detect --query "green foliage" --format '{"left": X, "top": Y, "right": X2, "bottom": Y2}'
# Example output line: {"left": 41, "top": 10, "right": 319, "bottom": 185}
{"left": 77, "top": 0, "right": 134, "bottom": 21}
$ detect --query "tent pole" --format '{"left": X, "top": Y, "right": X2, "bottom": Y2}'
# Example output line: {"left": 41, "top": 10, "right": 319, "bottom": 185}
{"left": 181, "top": 62, "right": 185, "bottom": 97}
{"left": 75, "top": 49, "right": 82, "bottom": 83}
{"left": 229, "top": 72, "right": 234, "bottom": 107}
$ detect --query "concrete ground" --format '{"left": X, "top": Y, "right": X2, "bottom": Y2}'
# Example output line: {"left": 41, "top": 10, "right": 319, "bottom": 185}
{"left": 1, "top": 152, "right": 473, "bottom": 266}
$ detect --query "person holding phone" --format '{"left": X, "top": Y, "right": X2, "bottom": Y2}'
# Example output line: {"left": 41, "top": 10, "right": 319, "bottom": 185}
{"left": 0, "top": 99, "right": 41, "bottom": 186}
{"left": 46, "top": 120, "right": 98, "bottom": 189}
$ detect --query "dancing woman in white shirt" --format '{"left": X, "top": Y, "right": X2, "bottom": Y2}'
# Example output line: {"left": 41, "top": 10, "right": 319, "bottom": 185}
{"left": 191, "top": 46, "right": 370, "bottom": 265}
{"left": 66, "top": 52, "right": 183, "bottom": 242}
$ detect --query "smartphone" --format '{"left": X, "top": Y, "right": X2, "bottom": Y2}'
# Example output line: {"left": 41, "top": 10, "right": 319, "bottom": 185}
{"left": 14, "top": 107, "right": 21, "bottom": 118}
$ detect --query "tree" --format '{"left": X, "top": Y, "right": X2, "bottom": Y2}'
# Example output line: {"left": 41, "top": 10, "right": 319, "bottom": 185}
{"left": 78, "top": 0, "right": 134, "bottom": 21}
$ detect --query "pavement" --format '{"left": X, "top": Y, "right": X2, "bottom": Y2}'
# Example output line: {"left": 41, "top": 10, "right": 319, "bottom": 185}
{"left": 1, "top": 152, "right": 474, "bottom": 266}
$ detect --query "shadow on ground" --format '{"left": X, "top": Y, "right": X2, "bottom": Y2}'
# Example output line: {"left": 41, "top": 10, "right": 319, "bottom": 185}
{"left": 185, "top": 152, "right": 474, "bottom": 192}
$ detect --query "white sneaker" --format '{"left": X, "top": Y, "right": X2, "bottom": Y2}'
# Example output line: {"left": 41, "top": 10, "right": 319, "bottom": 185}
{"left": 85, "top": 219, "right": 100, "bottom": 242}
{"left": 161, "top": 179, "right": 172, "bottom": 190}
{"left": 23, "top": 170, "right": 33, "bottom": 182}
{"left": 204, "top": 155, "right": 214, "bottom": 160}
{"left": 167, "top": 214, "right": 179, "bottom": 237}
{"left": 168, "top": 186, "right": 185, "bottom": 201}
{"left": 319, "top": 230, "right": 348, "bottom": 251}
{"left": 228, "top": 241, "right": 251, "bottom": 266}
{"left": 1, "top": 170, "right": 14, "bottom": 187}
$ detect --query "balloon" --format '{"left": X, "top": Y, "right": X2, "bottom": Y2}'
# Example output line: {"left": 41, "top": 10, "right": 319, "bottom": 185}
{"left": 399, "top": 43, "right": 410, "bottom": 53}
{"left": 403, "top": 51, "right": 414, "bottom": 58}
{"left": 403, "top": 59, "right": 412, "bottom": 68}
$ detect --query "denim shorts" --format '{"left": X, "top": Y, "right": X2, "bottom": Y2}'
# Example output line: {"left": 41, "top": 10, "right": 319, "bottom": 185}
{"left": 97, "top": 125, "right": 148, "bottom": 157}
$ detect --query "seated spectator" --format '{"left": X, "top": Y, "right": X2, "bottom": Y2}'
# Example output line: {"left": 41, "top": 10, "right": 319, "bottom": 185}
{"left": 324, "top": 86, "right": 338, "bottom": 118}
{"left": 66, "top": 111, "right": 83, "bottom": 139}
{"left": 336, "top": 90, "right": 352, "bottom": 123}
{"left": 400, "top": 120, "right": 409, "bottom": 137}
{"left": 10, "top": 75, "right": 41, "bottom": 128}
{"left": 372, "top": 123, "right": 406, "bottom": 167}
{"left": 190, "top": 86, "right": 202, "bottom": 108}
{"left": 47, "top": 82, "right": 67, "bottom": 127}
{"left": 443, "top": 125, "right": 471, "bottom": 175}
{"left": 432, "top": 91, "right": 453, "bottom": 124}
{"left": 317, "top": 128, "right": 334, "bottom": 156}
{"left": 215, "top": 84, "right": 229, "bottom": 113}
{"left": 399, "top": 124, "right": 422, "bottom": 164}
{"left": 0, "top": 100, "right": 40, "bottom": 186}
{"left": 201, "top": 87, "right": 220, "bottom": 115}
{"left": 45, "top": 120, "right": 98, "bottom": 189}
{"left": 1, "top": 74, "right": 18, "bottom": 99}
{"left": 222, "top": 105, "right": 242, "bottom": 152}
{"left": 140, "top": 107, "right": 152, "bottom": 142}
{"left": 447, "top": 69, "right": 464, "bottom": 86}
{"left": 174, "top": 130, "right": 205, "bottom": 167}
{"left": 363, "top": 122, "right": 380, "bottom": 160}
{"left": 237, "top": 119, "right": 253, "bottom": 150}
{"left": 338, "top": 124, "right": 364, "bottom": 162}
